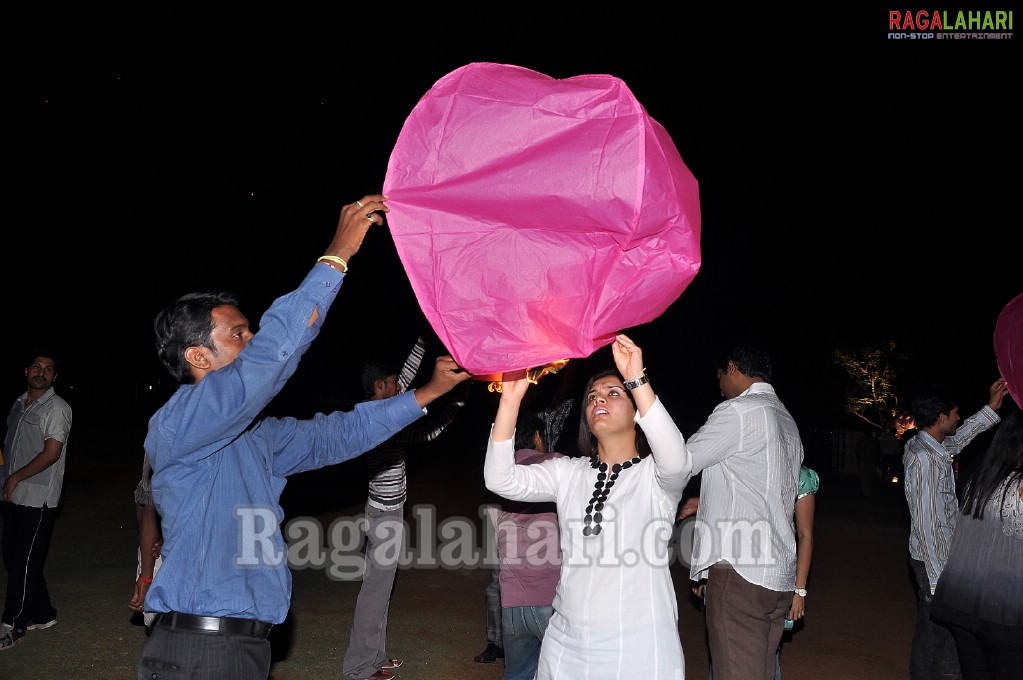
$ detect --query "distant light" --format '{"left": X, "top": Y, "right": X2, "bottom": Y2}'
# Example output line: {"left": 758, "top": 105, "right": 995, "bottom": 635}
{"left": 891, "top": 476, "right": 899, "bottom": 484}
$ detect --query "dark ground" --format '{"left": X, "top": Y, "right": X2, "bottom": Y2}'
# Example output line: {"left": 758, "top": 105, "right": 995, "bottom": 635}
{"left": 0, "top": 415, "right": 918, "bottom": 680}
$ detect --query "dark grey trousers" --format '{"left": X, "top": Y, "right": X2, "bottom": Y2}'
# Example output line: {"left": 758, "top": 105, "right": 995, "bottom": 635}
{"left": 136, "top": 625, "right": 270, "bottom": 679}
{"left": 485, "top": 563, "right": 503, "bottom": 644}
{"left": 342, "top": 503, "right": 404, "bottom": 680}
{"left": 909, "top": 558, "right": 962, "bottom": 680}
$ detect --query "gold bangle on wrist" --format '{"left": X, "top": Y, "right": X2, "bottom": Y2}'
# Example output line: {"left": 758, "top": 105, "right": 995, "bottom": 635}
{"left": 317, "top": 255, "right": 349, "bottom": 273}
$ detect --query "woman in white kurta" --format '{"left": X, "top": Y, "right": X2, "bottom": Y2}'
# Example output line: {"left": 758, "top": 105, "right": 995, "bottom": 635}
{"left": 485, "top": 333, "right": 693, "bottom": 680}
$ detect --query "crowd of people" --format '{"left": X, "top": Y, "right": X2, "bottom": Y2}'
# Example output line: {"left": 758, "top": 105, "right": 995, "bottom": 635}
{"left": 1, "top": 194, "right": 1019, "bottom": 679}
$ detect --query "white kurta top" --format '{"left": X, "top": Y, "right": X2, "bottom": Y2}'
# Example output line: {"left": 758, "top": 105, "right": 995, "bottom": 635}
{"left": 485, "top": 397, "right": 692, "bottom": 680}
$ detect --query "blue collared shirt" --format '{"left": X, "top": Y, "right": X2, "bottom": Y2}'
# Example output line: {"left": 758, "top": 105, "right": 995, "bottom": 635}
{"left": 145, "top": 264, "right": 426, "bottom": 623}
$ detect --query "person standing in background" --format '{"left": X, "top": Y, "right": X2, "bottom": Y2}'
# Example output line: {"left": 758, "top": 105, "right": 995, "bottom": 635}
{"left": 128, "top": 454, "right": 163, "bottom": 633}
{"left": 342, "top": 334, "right": 466, "bottom": 680}
{"left": 903, "top": 378, "right": 1009, "bottom": 680}
{"left": 474, "top": 564, "right": 506, "bottom": 664}
{"left": 1, "top": 347, "right": 73, "bottom": 651}
{"left": 475, "top": 371, "right": 575, "bottom": 667}
{"left": 485, "top": 409, "right": 563, "bottom": 680}
{"left": 776, "top": 465, "right": 818, "bottom": 678}
{"left": 879, "top": 418, "right": 902, "bottom": 485}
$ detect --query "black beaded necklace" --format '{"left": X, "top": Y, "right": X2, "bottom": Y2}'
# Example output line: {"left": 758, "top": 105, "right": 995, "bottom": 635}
{"left": 582, "top": 450, "right": 649, "bottom": 536}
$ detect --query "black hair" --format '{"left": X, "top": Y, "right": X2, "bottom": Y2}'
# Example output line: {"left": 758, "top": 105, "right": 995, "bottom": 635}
{"left": 714, "top": 342, "right": 772, "bottom": 382}
{"left": 360, "top": 359, "right": 398, "bottom": 398}
{"left": 909, "top": 384, "right": 957, "bottom": 429}
{"left": 961, "top": 410, "right": 1023, "bottom": 520}
{"left": 576, "top": 368, "right": 651, "bottom": 459}
{"left": 26, "top": 346, "right": 60, "bottom": 371}
{"left": 515, "top": 410, "right": 546, "bottom": 451}
{"left": 153, "top": 291, "right": 241, "bottom": 385}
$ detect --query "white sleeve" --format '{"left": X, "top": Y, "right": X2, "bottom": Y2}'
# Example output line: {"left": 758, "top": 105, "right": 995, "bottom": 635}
{"left": 636, "top": 396, "right": 692, "bottom": 498}
{"left": 484, "top": 429, "right": 560, "bottom": 503}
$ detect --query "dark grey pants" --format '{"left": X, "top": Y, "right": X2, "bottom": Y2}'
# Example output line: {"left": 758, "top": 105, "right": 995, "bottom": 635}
{"left": 342, "top": 503, "right": 405, "bottom": 680}
{"left": 909, "top": 558, "right": 962, "bottom": 680}
{"left": 485, "top": 563, "right": 503, "bottom": 645}
{"left": 136, "top": 625, "right": 270, "bottom": 680}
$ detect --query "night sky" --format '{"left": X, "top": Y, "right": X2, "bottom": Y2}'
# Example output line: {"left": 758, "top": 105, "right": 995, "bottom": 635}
{"left": 6, "top": 16, "right": 1019, "bottom": 449}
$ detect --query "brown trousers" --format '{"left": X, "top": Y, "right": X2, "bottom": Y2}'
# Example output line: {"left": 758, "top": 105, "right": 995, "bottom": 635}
{"left": 706, "top": 562, "right": 791, "bottom": 680}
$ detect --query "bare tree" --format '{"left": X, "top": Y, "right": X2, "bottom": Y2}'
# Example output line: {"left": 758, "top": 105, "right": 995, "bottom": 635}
{"left": 833, "top": 341, "right": 905, "bottom": 430}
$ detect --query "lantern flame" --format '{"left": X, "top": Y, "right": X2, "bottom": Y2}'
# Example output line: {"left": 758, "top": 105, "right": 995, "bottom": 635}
{"left": 486, "top": 360, "right": 570, "bottom": 393}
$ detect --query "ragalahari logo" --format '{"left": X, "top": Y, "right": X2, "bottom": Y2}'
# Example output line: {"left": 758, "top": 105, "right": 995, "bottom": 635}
{"left": 888, "top": 9, "right": 1013, "bottom": 40}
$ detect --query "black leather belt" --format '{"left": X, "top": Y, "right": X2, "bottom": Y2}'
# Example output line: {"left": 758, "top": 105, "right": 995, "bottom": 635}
{"left": 155, "top": 612, "right": 273, "bottom": 639}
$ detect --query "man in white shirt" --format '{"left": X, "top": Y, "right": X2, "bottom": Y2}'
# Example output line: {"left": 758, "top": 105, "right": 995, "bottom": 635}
{"left": 687, "top": 342, "right": 803, "bottom": 680}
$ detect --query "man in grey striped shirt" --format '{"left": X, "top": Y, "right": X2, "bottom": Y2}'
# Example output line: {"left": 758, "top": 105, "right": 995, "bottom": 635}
{"left": 903, "top": 378, "right": 1008, "bottom": 680}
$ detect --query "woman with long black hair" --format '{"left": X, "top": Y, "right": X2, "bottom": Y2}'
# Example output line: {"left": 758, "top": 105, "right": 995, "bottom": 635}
{"left": 931, "top": 408, "right": 1023, "bottom": 679}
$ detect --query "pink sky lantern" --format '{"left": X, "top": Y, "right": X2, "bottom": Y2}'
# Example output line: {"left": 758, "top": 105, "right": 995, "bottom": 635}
{"left": 994, "top": 291, "right": 1023, "bottom": 407}
{"left": 383, "top": 62, "right": 701, "bottom": 377}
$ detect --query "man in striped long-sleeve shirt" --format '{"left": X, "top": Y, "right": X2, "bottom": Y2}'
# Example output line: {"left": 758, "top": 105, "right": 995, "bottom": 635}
{"left": 342, "top": 335, "right": 466, "bottom": 680}
{"left": 902, "top": 378, "right": 1008, "bottom": 680}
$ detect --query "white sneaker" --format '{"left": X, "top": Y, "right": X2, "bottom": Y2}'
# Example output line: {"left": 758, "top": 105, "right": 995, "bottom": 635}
{"left": 0, "top": 623, "right": 24, "bottom": 651}
{"left": 27, "top": 618, "right": 57, "bottom": 631}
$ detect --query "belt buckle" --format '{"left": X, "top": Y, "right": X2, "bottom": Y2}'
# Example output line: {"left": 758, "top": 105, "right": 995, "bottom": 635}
{"left": 196, "top": 615, "right": 222, "bottom": 633}
{"left": 159, "top": 611, "right": 272, "bottom": 638}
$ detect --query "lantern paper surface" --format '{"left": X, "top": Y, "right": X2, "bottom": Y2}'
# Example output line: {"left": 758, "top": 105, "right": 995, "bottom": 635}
{"left": 383, "top": 62, "right": 701, "bottom": 376}
{"left": 994, "top": 291, "right": 1023, "bottom": 407}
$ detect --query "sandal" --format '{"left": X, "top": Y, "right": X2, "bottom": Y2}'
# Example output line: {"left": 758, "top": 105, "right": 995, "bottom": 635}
{"left": 381, "top": 659, "right": 404, "bottom": 669}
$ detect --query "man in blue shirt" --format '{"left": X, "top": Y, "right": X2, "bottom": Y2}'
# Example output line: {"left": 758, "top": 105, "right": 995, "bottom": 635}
{"left": 136, "top": 195, "right": 472, "bottom": 680}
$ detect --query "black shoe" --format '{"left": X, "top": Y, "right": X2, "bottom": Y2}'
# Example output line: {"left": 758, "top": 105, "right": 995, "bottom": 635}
{"left": 474, "top": 642, "right": 504, "bottom": 663}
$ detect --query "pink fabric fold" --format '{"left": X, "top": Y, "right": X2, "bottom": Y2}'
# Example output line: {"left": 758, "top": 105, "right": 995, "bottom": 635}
{"left": 384, "top": 62, "right": 701, "bottom": 376}
{"left": 994, "top": 291, "right": 1023, "bottom": 407}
